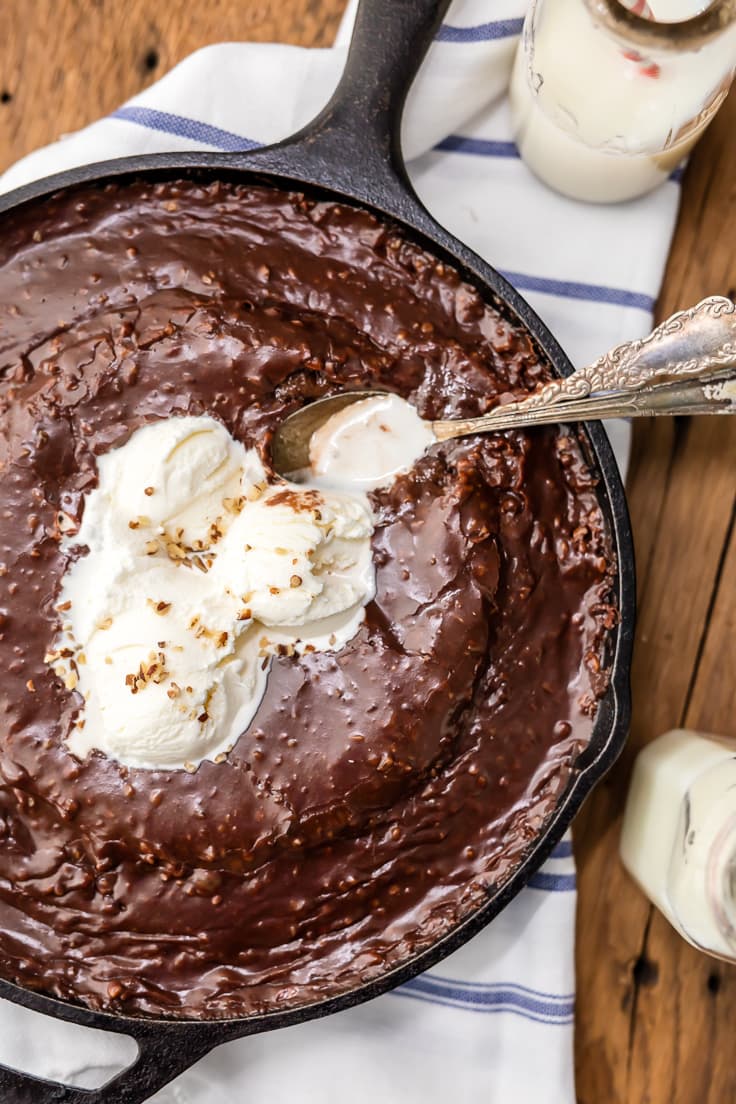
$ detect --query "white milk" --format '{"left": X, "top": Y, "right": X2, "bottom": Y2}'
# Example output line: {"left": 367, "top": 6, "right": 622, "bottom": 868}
{"left": 510, "top": 0, "right": 736, "bottom": 202}
{"left": 621, "top": 729, "right": 736, "bottom": 961}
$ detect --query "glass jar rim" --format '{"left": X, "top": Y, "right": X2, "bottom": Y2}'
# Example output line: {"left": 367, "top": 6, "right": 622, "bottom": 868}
{"left": 584, "top": 0, "right": 736, "bottom": 50}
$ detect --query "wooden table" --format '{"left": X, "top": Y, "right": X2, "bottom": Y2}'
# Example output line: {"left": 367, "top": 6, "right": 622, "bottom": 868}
{"left": 1, "top": 3, "right": 734, "bottom": 1101}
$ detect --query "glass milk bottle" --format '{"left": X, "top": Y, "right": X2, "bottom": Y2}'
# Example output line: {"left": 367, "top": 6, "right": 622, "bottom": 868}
{"left": 510, "top": 0, "right": 736, "bottom": 203}
{"left": 621, "top": 729, "right": 736, "bottom": 961}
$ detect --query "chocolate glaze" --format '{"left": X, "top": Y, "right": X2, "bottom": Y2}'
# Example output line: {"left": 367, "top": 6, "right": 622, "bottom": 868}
{"left": 0, "top": 180, "right": 615, "bottom": 1018}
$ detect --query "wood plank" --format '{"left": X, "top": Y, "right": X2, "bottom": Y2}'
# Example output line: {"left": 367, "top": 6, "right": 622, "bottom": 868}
{"left": 575, "top": 81, "right": 736, "bottom": 1104}
{"left": 0, "top": 0, "right": 345, "bottom": 174}
{"left": 654, "top": 87, "right": 736, "bottom": 315}
{"left": 575, "top": 416, "right": 736, "bottom": 1104}
{"left": 685, "top": 513, "right": 736, "bottom": 734}
{"left": 627, "top": 515, "right": 736, "bottom": 1104}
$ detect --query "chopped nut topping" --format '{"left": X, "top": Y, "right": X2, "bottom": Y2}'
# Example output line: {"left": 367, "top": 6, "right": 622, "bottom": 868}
{"left": 165, "top": 540, "right": 187, "bottom": 562}
{"left": 147, "top": 599, "right": 172, "bottom": 615}
{"left": 125, "top": 650, "right": 169, "bottom": 694}
{"left": 248, "top": 482, "right": 267, "bottom": 502}
{"left": 57, "top": 512, "right": 76, "bottom": 534}
{"left": 144, "top": 486, "right": 155, "bottom": 497}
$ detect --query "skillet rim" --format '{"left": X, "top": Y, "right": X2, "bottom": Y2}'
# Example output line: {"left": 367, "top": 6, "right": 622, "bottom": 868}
{"left": 0, "top": 154, "right": 634, "bottom": 1039}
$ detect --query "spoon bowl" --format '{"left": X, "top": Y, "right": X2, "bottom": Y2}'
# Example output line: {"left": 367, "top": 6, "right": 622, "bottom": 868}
{"left": 270, "top": 296, "right": 736, "bottom": 478}
{"left": 272, "top": 390, "right": 382, "bottom": 475}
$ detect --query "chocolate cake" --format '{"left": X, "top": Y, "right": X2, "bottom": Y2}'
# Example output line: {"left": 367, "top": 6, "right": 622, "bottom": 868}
{"left": 0, "top": 179, "right": 615, "bottom": 1018}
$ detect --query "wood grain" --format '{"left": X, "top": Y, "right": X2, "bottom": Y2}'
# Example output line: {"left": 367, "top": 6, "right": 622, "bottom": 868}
{"left": 0, "top": 0, "right": 344, "bottom": 173}
{"left": 0, "top": 4, "right": 734, "bottom": 1102}
{"left": 575, "top": 82, "right": 736, "bottom": 1104}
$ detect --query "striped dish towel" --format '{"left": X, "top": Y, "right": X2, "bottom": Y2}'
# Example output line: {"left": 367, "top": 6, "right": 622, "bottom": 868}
{"left": 0, "top": 1, "right": 682, "bottom": 1100}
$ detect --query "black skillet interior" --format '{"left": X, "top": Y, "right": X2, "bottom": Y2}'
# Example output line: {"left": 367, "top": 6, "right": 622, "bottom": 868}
{"left": 0, "top": 1, "right": 635, "bottom": 1101}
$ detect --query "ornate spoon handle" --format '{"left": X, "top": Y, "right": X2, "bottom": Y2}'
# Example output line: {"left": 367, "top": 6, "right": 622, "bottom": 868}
{"left": 431, "top": 374, "right": 736, "bottom": 437}
{"left": 432, "top": 296, "right": 736, "bottom": 440}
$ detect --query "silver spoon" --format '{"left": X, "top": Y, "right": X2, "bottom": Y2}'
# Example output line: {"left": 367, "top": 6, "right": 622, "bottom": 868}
{"left": 271, "top": 295, "right": 736, "bottom": 475}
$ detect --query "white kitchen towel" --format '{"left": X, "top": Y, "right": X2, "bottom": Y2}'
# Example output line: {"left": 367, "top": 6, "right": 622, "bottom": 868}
{"left": 0, "top": 1, "right": 684, "bottom": 1101}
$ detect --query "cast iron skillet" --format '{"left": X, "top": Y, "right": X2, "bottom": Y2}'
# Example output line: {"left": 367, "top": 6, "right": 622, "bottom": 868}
{"left": 0, "top": 1, "right": 635, "bottom": 1100}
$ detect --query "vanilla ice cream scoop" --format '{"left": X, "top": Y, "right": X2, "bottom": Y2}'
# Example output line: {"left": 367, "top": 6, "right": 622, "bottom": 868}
{"left": 49, "top": 415, "right": 374, "bottom": 770}
{"left": 308, "top": 393, "right": 437, "bottom": 490}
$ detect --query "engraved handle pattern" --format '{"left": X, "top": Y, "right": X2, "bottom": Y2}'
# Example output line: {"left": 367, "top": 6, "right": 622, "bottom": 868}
{"left": 432, "top": 296, "right": 736, "bottom": 440}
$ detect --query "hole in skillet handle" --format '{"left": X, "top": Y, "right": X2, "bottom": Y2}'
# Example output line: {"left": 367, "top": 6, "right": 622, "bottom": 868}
{"left": 0, "top": 996, "right": 138, "bottom": 1090}
{"left": 0, "top": 1011, "right": 220, "bottom": 1104}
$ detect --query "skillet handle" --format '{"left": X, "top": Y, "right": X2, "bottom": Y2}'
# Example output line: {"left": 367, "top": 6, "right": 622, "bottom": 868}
{"left": 264, "top": 0, "right": 453, "bottom": 199}
{"left": 0, "top": 1020, "right": 217, "bottom": 1104}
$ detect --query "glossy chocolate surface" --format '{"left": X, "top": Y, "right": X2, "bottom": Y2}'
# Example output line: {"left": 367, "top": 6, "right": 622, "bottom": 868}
{"left": 0, "top": 180, "right": 614, "bottom": 1018}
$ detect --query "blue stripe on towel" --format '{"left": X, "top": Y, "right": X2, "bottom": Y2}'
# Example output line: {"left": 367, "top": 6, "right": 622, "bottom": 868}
{"left": 111, "top": 106, "right": 261, "bottom": 152}
{"left": 112, "top": 107, "right": 683, "bottom": 200}
{"left": 434, "top": 135, "right": 520, "bottom": 158}
{"left": 395, "top": 988, "right": 575, "bottom": 1024}
{"left": 415, "top": 976, "right": 574, "bottom": 1001}
{"left": 436, "top": 131, "right": 684, "bottom": 185}
{"left": 527, "top": 870, "right": 577, "bottom": 892}
{"left": 394, "top": 976, "right": 574, "bottom": 1023}
{"left": 550, "top": 839, "right": 574, "bottom": 860}
{"left": 499, "top": 269, "right": 655, "bottom": 312}
{"left": 436, "top": 18, "right": 524, "bottom": 42}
